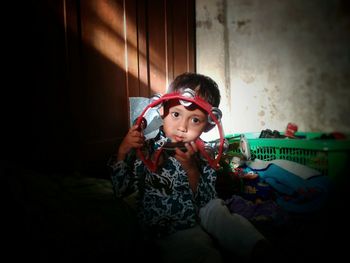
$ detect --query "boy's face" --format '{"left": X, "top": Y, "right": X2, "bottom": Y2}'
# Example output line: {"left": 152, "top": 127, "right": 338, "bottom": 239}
{"left": 163, "top": 100, "right": 208, "bottom": 143}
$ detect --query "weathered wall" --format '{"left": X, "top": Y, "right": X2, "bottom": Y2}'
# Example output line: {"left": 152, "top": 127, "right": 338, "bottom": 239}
{"left": 196, "top": 0, "right": 350, "bottom": 136}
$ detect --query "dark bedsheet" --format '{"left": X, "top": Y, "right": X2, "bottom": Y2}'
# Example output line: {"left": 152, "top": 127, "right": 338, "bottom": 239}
{"left": 2, "top": 161, "right": 154, "bottom": 262}
{"left": 2, "top": 160, "right": 347, "bottom": 262}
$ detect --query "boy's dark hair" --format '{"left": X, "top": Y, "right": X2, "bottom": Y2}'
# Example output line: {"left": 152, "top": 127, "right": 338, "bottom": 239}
{"left": 167, "top": 72, "right": 221, "bottom": 107}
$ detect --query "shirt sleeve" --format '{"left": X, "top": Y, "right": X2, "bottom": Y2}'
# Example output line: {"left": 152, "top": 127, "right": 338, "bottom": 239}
{"left": 110, "top": 152, "right": 139, "bottom": 198}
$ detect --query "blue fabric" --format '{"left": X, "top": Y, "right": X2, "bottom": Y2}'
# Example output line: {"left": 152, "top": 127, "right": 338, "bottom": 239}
{"left": 257, "top": 164, "right": 330, "bottom": 193}
{"left": 253, "top": 164, "right": 332, "bottom": 213}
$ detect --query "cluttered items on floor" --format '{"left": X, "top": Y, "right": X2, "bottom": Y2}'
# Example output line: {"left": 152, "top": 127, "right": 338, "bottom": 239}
{"left": 215, "top": 131, "right": 350, "bottom": 262}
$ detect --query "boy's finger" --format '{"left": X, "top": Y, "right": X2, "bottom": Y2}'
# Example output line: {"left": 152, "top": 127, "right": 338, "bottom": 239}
{"left": 175, "top": 147, "right": 186, "bottom": 156}
{"left": 130, "top": 124, "right": 140, "bottom": 131}
{"left": 190, "top": 141, "right": 198, "bottom": 152}
{"left": 184, "top": 143, "right": 194, "bottom": 155}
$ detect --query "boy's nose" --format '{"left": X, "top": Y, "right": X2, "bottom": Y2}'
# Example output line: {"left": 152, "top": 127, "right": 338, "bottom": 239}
{"left": 177, "top": 120, "right": 187, "bottom": 132}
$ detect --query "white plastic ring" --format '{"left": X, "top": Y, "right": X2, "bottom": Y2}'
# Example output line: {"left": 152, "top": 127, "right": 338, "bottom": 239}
{"left": 208, "top": 107, "right": 222, "bottom": 125}
{"left": 179, "top": 88, "right": 196, "bottom": 107}
{"left": 149, "top": 93, "right": 163, "bottom": 109}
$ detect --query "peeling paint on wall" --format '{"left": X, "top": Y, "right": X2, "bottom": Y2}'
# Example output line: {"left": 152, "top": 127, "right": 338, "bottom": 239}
{"left": 197, "top": 0, "right": 350, "bottom": 134}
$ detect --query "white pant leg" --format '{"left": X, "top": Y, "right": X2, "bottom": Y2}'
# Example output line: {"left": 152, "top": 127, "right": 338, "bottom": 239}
{"left": 199, "top": 198, "right": 265, "bottom": 261}
{"left": 155, "top": 225, "right": 223, "bottom": 263}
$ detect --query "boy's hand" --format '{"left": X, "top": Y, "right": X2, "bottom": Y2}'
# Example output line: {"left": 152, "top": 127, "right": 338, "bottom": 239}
{"left": 174, "top": 141, "right": 198, "bottom": 170}
{"left": 117, "top": 124, "right": 145, "bottom": 161}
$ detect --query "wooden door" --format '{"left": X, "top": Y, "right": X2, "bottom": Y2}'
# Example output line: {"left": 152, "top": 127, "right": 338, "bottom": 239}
{"left": 5, "top": 0, "right": 195, "bottom": 177}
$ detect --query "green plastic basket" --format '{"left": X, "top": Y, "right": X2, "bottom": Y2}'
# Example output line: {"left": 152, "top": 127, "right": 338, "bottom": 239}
{"left": 225, "top": 132, "right": 350, "bottom": 181}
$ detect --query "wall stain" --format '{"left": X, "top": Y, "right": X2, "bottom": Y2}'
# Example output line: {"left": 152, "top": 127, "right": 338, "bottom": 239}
{"left": 196, "top": 5, "right": 212, "bottom": 29}
{"left": 222, "top": 0, "right": 231, "bottom": 111}
{"left": 237, "top": 19, "right": 251, "bottom": 29}
{"left": 216, "top": 0, "right": 225, "bottom": 24}
{"left": 217, "top": 13, "right": 224, "bottom": 24}
{"left": 231, "top": 18, "right": 252, "bottom": 35}
{"left": 196, "top": 20, "right": 212, "bottom": 29}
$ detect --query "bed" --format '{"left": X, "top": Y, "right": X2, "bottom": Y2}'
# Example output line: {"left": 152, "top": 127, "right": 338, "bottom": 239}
{"left": 2, "top": 156, "right": 347, "bottom": 262}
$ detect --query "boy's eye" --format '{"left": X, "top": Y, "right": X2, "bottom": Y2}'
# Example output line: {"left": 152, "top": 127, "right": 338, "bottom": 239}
{"left": 171, "top": 112, "right": 180, "bottom": 118}
{"left": 192, "top": 117, "right": 201, "bottom": 124}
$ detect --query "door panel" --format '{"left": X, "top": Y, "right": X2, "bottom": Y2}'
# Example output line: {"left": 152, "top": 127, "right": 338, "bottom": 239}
{"left": 8, "top": 0, "right": 195, "bottom": 177}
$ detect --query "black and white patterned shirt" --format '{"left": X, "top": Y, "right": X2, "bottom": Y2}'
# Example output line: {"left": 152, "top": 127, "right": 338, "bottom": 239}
{"left": 110, "top": 128, "right": 218, "bottom": 238}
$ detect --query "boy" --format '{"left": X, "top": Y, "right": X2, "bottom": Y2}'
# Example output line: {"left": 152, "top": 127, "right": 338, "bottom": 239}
{"left": 110, "top": 73, "right": 270, "bottom": 262}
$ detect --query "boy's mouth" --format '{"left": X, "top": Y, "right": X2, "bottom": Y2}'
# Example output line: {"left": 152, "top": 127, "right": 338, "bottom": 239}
{"left": 173, "top": 135, "right": 185, "bottom": 142}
